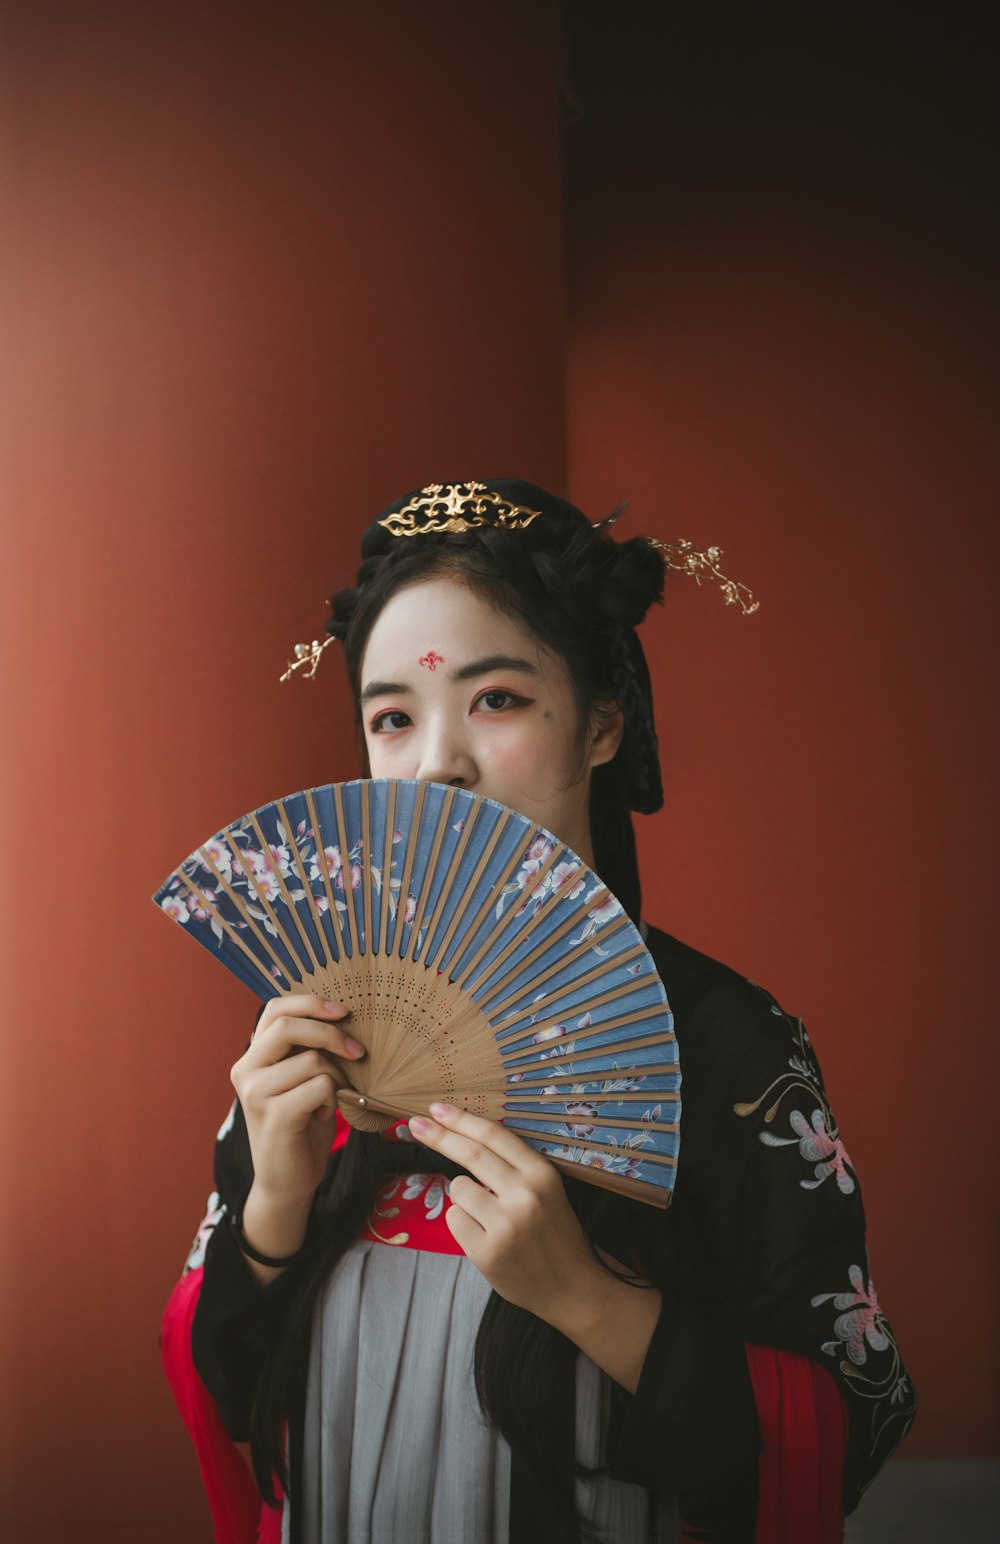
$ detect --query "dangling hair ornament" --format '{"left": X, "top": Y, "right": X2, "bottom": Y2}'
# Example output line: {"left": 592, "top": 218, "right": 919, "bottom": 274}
{"left": 279, "top": 635, "right": 336, "bottom": 683}
{"left": 648, "top": 537, "right": 759, "bottom": 615}
{"left": 595, "top": 510, "right": 759, "bottom": 616}
{"left": 281, "top": 481, "right": 758, "bottom": 681}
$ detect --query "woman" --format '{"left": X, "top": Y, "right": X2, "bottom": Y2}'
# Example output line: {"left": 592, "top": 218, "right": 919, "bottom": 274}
{"left": 162, "top": 479, "right": 915, "bottom": 1543}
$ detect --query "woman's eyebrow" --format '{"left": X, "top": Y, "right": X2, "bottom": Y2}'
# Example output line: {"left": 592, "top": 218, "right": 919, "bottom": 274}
{"left": 359, "top": 679, "right": 412, "bottom": 704}
{"left": 452, "top": 654, "right": 540, "bottom": 681}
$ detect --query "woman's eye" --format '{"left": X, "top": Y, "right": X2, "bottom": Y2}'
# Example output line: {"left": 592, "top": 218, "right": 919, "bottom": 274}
{"left": 371, "top": 710, "right": 411, "bottom": 733}
{"left": 475, "top": 690, "right": 524, "bottom": 712}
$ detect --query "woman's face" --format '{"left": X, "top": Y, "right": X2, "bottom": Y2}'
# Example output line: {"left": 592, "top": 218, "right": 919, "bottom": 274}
{"left": 358, "top": 576, "right": 621, "bottom": 865}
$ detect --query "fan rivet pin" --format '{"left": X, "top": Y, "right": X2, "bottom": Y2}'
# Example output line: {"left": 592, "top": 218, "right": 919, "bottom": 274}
{"left": 358, "top": 1096, "right": 368, "bottom": 1108}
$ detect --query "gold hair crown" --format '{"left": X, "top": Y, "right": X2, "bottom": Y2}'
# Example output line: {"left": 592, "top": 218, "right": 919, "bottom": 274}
{"left": 280, "top": 482, "right": 757, "bottom": 681}
{"left": 376, "top": 481, "right": 543, "bottom": 538}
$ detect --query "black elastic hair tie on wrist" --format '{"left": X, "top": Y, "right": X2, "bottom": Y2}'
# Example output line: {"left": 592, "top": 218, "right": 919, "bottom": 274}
{"left": 230, "top": 1207, "right": 304, "bottom": 1269}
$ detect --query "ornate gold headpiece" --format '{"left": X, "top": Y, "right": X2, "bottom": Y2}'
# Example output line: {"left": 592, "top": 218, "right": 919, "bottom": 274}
{"left": 280, "top": 486, "right": 758, "bottom": 681}
{"left": 376, "top": 481, "right": 543, "bottom": 538}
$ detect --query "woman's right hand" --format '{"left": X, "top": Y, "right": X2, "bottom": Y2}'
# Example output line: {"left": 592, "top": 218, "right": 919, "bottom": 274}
{"left": 230, "top": 995, "right": 365, "bottom": 1273}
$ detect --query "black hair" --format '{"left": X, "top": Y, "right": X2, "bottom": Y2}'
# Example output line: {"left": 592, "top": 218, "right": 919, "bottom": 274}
{"left": 250, "top": 480, "right": 668, "bottom": 1539}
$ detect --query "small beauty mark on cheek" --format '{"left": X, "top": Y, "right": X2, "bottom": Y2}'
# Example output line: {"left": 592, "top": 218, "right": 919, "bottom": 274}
{"left": 419, "top": 652, "right": 444, "bottom": 671}
{"left": 542, "top": 709, "right": 554, "bottom": 721}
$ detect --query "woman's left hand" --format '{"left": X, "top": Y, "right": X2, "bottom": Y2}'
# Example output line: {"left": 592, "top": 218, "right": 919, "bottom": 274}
{"left": 410, "top": 1101, "right": 662, "bottom": 1392}
{"left": 408, "top": 1101, "right": 607, "bottom": 1329}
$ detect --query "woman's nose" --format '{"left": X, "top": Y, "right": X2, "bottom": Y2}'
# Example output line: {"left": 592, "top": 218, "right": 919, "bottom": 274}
{"left": 415, "top": 729, "right": 477, "bottom": 788}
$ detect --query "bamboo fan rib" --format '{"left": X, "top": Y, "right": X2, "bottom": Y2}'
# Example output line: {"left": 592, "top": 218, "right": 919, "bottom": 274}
{"left": 154, "top": 780, "right": 681, "bottom": 1206}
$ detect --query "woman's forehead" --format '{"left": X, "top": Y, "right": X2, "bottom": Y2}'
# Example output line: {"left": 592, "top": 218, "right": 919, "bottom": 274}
{"left": 361, "top": 577, "right": 544, "bottom": 668}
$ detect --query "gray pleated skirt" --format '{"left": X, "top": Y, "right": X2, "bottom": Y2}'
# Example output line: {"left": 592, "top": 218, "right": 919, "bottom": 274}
{"left": 286, "top": 1240, "right": 678, "bottom": 1543}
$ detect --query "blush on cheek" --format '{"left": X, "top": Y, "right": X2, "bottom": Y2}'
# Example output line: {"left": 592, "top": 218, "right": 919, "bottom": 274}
{"left": 492, "top": 736, "right": 575, "bottom": 788}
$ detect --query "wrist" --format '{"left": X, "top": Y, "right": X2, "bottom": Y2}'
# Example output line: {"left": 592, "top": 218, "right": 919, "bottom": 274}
{"left": 230, "top": 1208, "right": 304, "bottom": 1269}
{"left": 540, "top": 1257, "right": 619, "bottom": 1341}
{"left": 238, "top": 1183, "right": 312, "bottom": 1272}
{"left": 540, "top": 1262, "right": 662, "bottom": 1394}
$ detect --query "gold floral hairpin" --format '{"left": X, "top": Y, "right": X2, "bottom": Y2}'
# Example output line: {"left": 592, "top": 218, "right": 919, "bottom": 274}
{"left": 648, "top": 538, "right": 759, "bottom": 616}
{"left": 593, "top": 512, "right": 759, "bottom": 616}
{"left": 279, "top": 636, "right": 337, "bottom": 683}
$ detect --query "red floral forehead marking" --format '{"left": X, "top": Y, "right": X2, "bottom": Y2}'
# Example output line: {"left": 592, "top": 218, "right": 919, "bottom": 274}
{"left": 419, "top": 651, "right": 444, "bottom": 671}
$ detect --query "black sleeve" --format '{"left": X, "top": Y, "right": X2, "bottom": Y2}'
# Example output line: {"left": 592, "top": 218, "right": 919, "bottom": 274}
{"left": 189, "top": 1096, "right": 338, "bottom": 1441}
{"left": 607, "top": 929, "right": 916, "bottom": 1530}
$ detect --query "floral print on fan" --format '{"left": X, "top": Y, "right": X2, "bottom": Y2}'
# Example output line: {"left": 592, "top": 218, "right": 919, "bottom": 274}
{"left": 558, "top": 1099, "right": 662, "bottom": 1146}
{"left": 158, "top": 815, "right": 416, "bottom": 975}
{"left": 568, "top": 891, "right": 623, "bottom": 952}
{"left": 495, "top": 836, "right": 557, "bottom": 917}
{"left": 533, "top": 1067, "right": 659, "bottom": 1175}
{"left": 160, "top": 889, "right": 221, "bottom": 931}
{"left": 538, "top": 1126, "right": 653, "bottom": 1181}
{"left": 493, "top": 836, "right": 623, "bottom": 957}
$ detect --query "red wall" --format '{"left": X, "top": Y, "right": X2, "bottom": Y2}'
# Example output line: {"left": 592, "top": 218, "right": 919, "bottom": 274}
{"left": 1, "top": 6, "right": 996, "bottom": 1539}
{"left": 0, "top": 3, "right": 564, "bottom": 1536}
{"left": 563, "top": 3, "right": 999, "bottom": 1458}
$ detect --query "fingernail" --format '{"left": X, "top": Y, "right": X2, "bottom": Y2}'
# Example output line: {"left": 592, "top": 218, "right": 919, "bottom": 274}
{"left": 409, "top": 1116, "right": 431, "bottom": 1136}
{"left": 429, "top": 1101, "right": 454, "bottom": 1119}
{"left": 323, "top": 1000, "right": 345, "bottom": 1014}
{"left": 344, "top": 1037, "right": 365, "bottom": 1057}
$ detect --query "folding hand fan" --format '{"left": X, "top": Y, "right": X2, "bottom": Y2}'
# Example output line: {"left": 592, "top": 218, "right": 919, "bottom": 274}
{"left": 154, "top": 780, "right": 680, "bottom": 1206}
